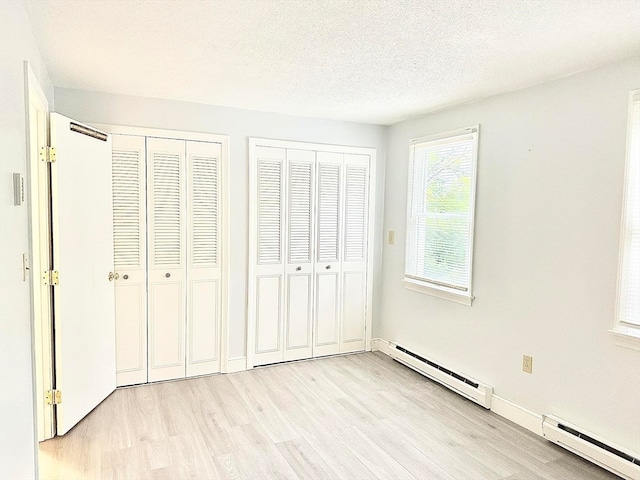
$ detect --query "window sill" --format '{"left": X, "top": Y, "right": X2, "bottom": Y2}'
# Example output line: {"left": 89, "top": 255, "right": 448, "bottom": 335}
{"left": 609, "top": 327, "right": 640, "bottom": 351}
{"left": 403, "top": 278, "right": 474, "bottom": 306}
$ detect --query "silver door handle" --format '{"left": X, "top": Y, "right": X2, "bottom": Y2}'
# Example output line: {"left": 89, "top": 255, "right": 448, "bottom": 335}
{"left": 123, "top": 274, "right": 129, "bottom": 280}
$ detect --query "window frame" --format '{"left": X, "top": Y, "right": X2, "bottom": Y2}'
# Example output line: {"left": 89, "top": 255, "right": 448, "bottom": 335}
{"left": 404, "top": 125, "right": 480, "bottom": 306}
{"left": 611, "top": 90, "right": 640, "bottom": 350}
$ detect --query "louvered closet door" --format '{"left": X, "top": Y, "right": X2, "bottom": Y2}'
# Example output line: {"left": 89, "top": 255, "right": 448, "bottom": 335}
{"left": 283, "top": 149, "right": 315, "bottom": 361}
{"left": 147, "top": 137, "right": 186, "bottom": 382}
{"left": 340, "top": 154, "right": 369, "bottom": 353}
{"left": 112, "top": 134, "right": 148, "bottom": 386}
{"left": 313, "top": 152, "right": 343, "bottom": 358}
{"left": 186, "top": 140, "right": 221, "bottom": 376}
{"left": 252, "top": 146, "right": 286, "bottom": 366}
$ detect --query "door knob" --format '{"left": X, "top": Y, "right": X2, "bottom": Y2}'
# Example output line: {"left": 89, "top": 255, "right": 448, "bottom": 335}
{"left": 165, "top": 272, "right": 171, "bottom": 278}
{"left": 325, "top": 265, "right": 331, "bottom": 270}
{"left": 123, "top": 274, "right": 129, "bottom": 280}
{"left": 296, "top": 266, "right": 302, "bottom": 271}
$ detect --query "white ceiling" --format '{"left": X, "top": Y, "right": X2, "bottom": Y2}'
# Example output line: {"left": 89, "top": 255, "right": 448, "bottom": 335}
{"left": 23, "top": 0, "right": 640, "bottom": 125}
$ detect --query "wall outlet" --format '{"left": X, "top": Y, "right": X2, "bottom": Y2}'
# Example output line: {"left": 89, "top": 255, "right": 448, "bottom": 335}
{"left": 388, "top": 230, "right": 395, "bottom": 245}
{"left": 522, "top": 355, "right": 533, "bottom": 374}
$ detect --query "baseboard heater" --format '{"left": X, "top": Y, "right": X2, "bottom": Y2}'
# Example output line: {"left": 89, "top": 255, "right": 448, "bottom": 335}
{"left": 542, "top": 415, "right": 640, "bottom": 480}
{"left": 389, "top": 343, "right": 493, "bottom": 409}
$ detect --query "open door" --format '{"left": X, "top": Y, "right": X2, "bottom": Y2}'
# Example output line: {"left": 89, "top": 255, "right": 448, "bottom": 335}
{"left": 50, "top": 113, "right": 116, "bottom": 435}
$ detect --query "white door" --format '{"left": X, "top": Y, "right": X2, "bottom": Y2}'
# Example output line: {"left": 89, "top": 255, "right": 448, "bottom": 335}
{"left": 340, "top": 154, "right": 369, "bottom": 353}
{"left": 147, "top": 137, "right": 186, "bottom": 382}
{"left": 250, "top": 146, "right": 286, "bottom": 366}
{"left": 50, "top": 113, "right": 116, "bottom": 435}
{"left": 283, "top": 149, "right": 315, "bottom": 361}
{"left": 112, "top": 134, "right": 148, "bottom": 386}
{"left": 186, "top": 140, "right": 221, "bottom": 376}
{"left": 313, "top": 152, "right": 343, "bottom": 358}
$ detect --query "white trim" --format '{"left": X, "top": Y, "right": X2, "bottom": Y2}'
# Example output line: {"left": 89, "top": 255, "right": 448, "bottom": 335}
{"left": 92, "top": 124, "right": 226, "bottom": 144}
{"left": 226, "top": 357, "right": 248, "bottom": 373}
{"left": 25, "top": 62, "right": 55, "bottom": 444}
{"left": 491, "top": 395, "right": 543, "bottom": 436}
{"left": 403, "top": 278, "right": 473, "bottom": 306}
{"left": 609, "top": 329, "right": 640, "bottom": 351}
{"left": 371, "top": 337, "right": 392, "bottom": 355}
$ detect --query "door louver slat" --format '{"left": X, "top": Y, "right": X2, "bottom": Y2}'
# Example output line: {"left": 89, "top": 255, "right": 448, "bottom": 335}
{"left": 113, "top": 150, "right": 141, "bottom": 268}
{"left": 345, "top": 164, "right": 367, "bottom": 261}
{"left": 258, "top": 159, "right": 282, "bottom": 264}
{"left": 317, "top": 163, "right": 340, "bottom": 262}
{"left": 191, "top": 155, "right": 218, "bottom": 266}
{"left": 288, "top": 162, "right": 312, "bottom": 263}
{"left": 152, "top": 152, "right": 182, "bottom": 267}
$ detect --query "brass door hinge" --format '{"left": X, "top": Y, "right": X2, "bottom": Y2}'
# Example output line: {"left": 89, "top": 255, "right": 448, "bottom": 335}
{"left": 40, "top": 146, "right": 57, "bottom": 163}
{"left": 45, "top": 390, "right": 62, "bottom": 405}
{"left": 42, "top": 270, "right": 59, "bottom": 286}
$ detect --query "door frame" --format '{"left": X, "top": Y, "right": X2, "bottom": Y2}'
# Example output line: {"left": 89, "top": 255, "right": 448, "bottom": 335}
{"left": 247, "top": 137, "right": 377, "bottom": 369}
{"left": 95, "top": 124, "right": 231, "bottom": 373}
{"left": 25, "top": 62, "right": 55, "bottom": 442}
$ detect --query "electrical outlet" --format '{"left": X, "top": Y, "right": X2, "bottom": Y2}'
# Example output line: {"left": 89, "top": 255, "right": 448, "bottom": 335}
{"left": 388, "top": 230, "right": 395, "bottom": 245}
{"left": 522, "top": 355, "right": 533, "bottom": 374}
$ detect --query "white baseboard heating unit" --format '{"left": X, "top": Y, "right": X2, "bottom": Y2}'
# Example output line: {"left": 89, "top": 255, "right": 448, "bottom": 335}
{"left": 389, "top": 343, "right": 493, "bottom": 409}
{"left": 542, "top": 415, "right": 640, "bottom": 480}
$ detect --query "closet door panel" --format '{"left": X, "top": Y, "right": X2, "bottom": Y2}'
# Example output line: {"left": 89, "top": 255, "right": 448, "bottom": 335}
{"left": 251, "top": 146, "right": 286, "bottom": 366}
{"left": 147, "top": 137, "right": 186, "bottom": 382}
{"left": 112, "top": 134, "right": 147, "bottom": 386}
{"left": 313, "top": 152, "right": 342, "bottom": 357}
{"left": 284, "top": 149, "right": 314, "bottom": 361}
{"left": 186, "top": 141, "right": 221, "bottom": 376}
{"left": 340, "top": 154, "right": 369, "bottom": 353}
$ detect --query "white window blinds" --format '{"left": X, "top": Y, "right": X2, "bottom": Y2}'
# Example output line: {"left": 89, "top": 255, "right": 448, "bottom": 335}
{"left": 616, "top": 91, "right": 640, "bottom": 332}
{"left": 405, "top": 127, "right": 479, "bottom": 303}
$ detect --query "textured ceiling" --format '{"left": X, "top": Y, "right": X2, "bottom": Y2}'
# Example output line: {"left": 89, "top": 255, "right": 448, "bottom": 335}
{"left": 23, "top": 0, "right": 640, "bottom": 125}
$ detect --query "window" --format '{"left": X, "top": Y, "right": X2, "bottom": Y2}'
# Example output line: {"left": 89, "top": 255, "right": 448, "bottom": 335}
{"left": 404, "top": 126, "right": 479, "bottom": 305}
{"left": 613, "top": 90, "right": 640, "bottom": 346}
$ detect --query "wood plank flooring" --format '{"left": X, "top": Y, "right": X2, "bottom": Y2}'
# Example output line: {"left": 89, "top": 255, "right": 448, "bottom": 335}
{"left": 38, "top": 352, "right": 618, "bottom": 479}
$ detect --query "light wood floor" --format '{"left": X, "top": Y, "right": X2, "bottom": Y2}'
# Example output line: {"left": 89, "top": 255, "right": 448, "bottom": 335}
{"left": 39, "top": 352, "right": 617, "bottom": 480}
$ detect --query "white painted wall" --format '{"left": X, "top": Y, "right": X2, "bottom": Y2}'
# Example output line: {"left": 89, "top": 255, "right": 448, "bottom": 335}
{"left": 0, "top": 1, "right": 54, "bottom": 478}
{"left": 380, "top": 58, "right": 640, "bottom": 453}
{"left": 53, "top": 88, "right": 387, "bottom": 361}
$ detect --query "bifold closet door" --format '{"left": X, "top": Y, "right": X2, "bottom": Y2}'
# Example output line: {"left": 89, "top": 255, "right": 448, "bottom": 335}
{"left": 340, "top": 154, "right": 369, "bottom": 353}
{"left": 252, "top": 146, "right": 286, "bottom": 366}
{"left": 186, "top": 140, "right": 221, "bottom": 376}
{"left": 112, "top": 134, "right": 148, "bottom": 386}
{"left": 283, "top": 149, "right": 315, "bottom": 362}
{"left": 147, "top": 137, "right": 187, "bottom": 382}
{"left": 313, "top": 152, "right": 343, "bottom": 357}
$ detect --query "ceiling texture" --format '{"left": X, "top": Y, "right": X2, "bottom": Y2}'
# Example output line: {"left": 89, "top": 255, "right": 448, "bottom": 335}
{"left": 23, "top": 0, "right": 640, "bottom": 125}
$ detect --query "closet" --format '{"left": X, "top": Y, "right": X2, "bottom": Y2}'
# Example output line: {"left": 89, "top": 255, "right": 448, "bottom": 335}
{"left": 111, "top": 131, "right": 226, "bottom": 386}
{"left": 248, "top": 138, "right": 376, "bottom": 367}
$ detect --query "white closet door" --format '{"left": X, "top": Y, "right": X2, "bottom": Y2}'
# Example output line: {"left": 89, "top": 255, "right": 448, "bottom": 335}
{"left": 147, "top": 137, "right": 186, "bottom": 382}
{"left": 251, "top": 146, "right": 286, "bottom": 366}
{"left": 340, "top": 154, "right": 369, "bottom": 353}
{"left": 313, "top": 152, "right": 343, "bottom": 357}
{"left": 112, "top": 134, "right": 148, "bottom": 386}
{"left": 283, "top": 149, "right": 315, "bottom": 361}
{"left": 186, "top": 140, "right": 221, "bottom": 376}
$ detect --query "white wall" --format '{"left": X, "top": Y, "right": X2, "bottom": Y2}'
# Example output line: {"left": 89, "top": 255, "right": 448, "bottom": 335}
{"left": 0, "top": 1, "right": 54, "bottom": 478}
{"left": 53, "top": 88, "right": 387, "bottom": 361}
{"left": 380, "top": 58, "right": 640, "bottom": 453}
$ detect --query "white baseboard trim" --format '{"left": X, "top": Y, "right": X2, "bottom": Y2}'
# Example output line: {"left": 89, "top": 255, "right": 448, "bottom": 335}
{"left": 375, "top": 337, "right": 543, "bottom": 436}
{"left": 371, "top": 337, "right": 392, "bottom": 355}
{"left": 227, "top": 357, "right": 247, "bottom": 373}
{"left": 491, "top": 395, "right": 543, "bottom": 436}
